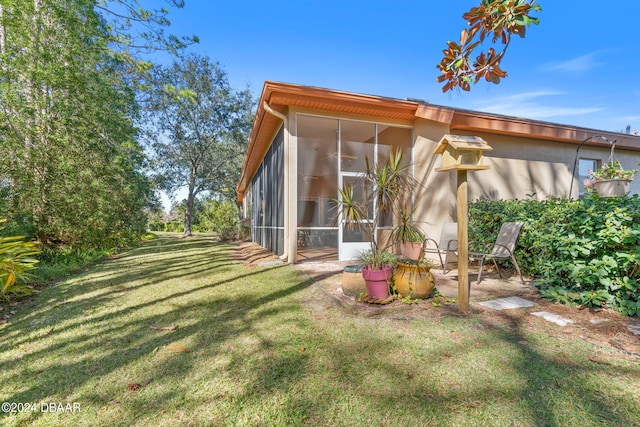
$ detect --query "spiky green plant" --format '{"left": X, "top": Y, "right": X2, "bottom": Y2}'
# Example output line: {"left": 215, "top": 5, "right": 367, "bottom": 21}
{"left": 0, "top": 220, "right": 40, "bottom": 302}
{"left": 333, "top": 150, "right": 414, "bottom": 269}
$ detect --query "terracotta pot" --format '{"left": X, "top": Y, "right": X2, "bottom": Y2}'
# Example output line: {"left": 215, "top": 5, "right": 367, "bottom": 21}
{"left": 342, "top": 264, "right": 366, "bottom": 297}
{"left": 394, "top": 262, "right": 435, "bottom": 299}
{"left": 400, "top": 242, "right": 423, "bottom": 260}
{"left": 362, "top": 264, "right": 393, "bottom": 299}
{"left": 594, "top": 179, "right": 631, "bottom": 197}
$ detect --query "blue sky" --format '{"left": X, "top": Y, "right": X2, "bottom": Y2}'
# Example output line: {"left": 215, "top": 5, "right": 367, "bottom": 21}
{"left": 159, "top": 0, "right": 640, "bottom": 134}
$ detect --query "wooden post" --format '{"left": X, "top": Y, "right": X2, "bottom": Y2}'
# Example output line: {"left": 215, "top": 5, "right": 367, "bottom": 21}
{"left": 433, "top": 135, "right": 492, "bottom": 312}
{"left": 457, "top": 170, "right": 469, "bottom": 311}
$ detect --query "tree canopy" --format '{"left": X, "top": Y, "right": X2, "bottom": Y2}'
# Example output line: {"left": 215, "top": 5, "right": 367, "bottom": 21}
{"left": 144, "top": 55, "right": 254, "bottom": 236}
{"left": 0, "top": 0, "right": 190, "bottom": 248}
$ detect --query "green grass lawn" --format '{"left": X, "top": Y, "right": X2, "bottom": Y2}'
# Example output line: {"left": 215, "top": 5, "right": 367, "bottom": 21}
{"left": 1, "top": 234, "right": 639, "bottom": 426}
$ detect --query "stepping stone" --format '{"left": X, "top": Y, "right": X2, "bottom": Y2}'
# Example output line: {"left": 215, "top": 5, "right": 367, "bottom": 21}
{"left": 531, "top": 311, "right": 575, "bottom": 327}
{"left": 478, "top": 296, "right": 536, "bottom": 310}
{"left": 626, "top": 324, "right": 640, "bottom": 336}
{"left": 257, "top": 260, "right": 284, "bottom": 267}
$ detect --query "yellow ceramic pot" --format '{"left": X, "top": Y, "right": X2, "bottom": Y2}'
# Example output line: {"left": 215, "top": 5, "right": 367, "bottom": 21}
{"left": 394, "top": 262, "right": 435, "bottom": 299}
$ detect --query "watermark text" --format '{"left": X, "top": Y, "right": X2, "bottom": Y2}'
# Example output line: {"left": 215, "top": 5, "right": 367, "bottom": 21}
{"left": 1, "top": 402, "right": 80, "bottom": 413}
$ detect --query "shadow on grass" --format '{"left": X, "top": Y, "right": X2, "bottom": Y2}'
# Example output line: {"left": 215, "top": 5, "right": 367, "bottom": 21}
{"left": 1, "top": 234, "right": 638, "bottom": 426}
{"left": 0, "top": 235, "right": 313, "bottom": 417}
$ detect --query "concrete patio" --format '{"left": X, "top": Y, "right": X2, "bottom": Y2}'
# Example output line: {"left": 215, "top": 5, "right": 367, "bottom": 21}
{"left": 294, "top": 260, "right": 537, "bottom": 304}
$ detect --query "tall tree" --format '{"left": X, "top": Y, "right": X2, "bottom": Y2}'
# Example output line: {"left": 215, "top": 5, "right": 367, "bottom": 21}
{"left": 437, "top": 0, "right": 541, "bottom": 92}
{"left": 97, "top": 0, "right": 198, "bottom": 55}
{"left": 0, "top": 0, "right": 189, "bottom": 247}
{"left": 144, "top": 55, "right": 254, "bottom": 236}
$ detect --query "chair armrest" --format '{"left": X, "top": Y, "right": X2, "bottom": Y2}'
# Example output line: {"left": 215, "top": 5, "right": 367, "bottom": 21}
{"left": 468, "top": 241, "right": 492, "bottom": 255}
{"left": 422, "top": 237, "right": 439, "bottom": 250}
{"left": 490, "top": 243, "right": 514, "bottom": 258}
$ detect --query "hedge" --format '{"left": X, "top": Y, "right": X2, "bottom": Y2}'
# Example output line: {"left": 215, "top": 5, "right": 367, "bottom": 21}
{"left": 469, "top": 193, "right": 640, "bottom": 316}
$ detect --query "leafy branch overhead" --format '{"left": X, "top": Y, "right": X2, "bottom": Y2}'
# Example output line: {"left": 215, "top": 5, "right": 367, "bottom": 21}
{"left": 437, "top": 0, "right": 541, "bottom": 92}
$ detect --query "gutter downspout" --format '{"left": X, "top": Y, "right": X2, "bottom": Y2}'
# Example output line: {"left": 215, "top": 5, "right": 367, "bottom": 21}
{"left": 262, "top": 101, "right": 291, "bottom": 263}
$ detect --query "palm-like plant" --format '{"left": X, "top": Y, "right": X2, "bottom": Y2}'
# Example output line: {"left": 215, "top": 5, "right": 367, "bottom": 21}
{"left": 391, "top": 205, "right": 425, "bottom": 244}
{"left": 334, "top": 150, "right": 414, "bottom": 270}
{"left": 0, "top": 220, "right": 40, "bottom": 302}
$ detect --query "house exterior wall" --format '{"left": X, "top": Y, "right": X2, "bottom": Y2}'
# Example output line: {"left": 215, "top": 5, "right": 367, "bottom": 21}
{"left": 401, "top": 121, "right": 640, "bottom": 243}
{"left": 411, "top": 119, "right": 453, "bottom": 242}
{"left": 245, "top": 110, "right": 640, "bottom": 259}
{"left": 239, "top": 82, "right": 640, "bottom": 263}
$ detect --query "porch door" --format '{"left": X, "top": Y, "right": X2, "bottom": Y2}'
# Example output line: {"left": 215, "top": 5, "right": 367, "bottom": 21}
{"left": 339, "top": 173, "right": 372, "bottom": 261}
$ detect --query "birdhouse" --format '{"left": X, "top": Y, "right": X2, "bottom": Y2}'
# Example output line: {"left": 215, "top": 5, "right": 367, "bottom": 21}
{"left": 434, "top": 135, "right": 492, "bottom": 172}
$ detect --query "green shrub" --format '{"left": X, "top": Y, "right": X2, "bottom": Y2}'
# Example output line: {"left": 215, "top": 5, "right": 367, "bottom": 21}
{"left": 469, "top": 194, "right": 640, "bottom": 315}
{"left": 34, "top": 246, "right": 114, "bottom": 285}
{"left": 148, "top": 221, "right": 165, "bottom": 232}
{"left": 142, "top": 232, "right": 158, "bottom": 241}
{"left": 200, "top": 200, "right": 238, "bottom": 241}
{"left": 161, "top": 221, "right": 184, "bottom": 233}
{"left": 238, "top": 224, "right": 251, "bottom": 241}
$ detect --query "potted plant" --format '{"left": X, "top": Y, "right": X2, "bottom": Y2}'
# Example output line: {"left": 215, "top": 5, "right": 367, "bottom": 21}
{"left": 394, "top": 257, "right": 436, "bottom": 299}
{"left": 391, "top": 206, "right": 436, "bottom": 299}
{"left": 358, "top": 249, "right": 396, "bottom": 299}
{"left": 584, "top": 161, "right": 637, "bottom": 197}
{"left": 391, "top": 206, "right": 425, "bottom": 260}
{"left": 334, "top": 150, "right": 414, "bottom": 300}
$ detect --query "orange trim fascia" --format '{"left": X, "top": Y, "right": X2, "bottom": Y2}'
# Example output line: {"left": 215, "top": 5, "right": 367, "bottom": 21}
{"left": 450, "top": 110, "right": 640, "bottom": 151}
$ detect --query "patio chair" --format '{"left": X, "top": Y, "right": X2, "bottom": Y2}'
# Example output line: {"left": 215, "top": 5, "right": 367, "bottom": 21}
{"left": 423, "top": 222, "right": 458, "bottom": 274}
{"left": 469, "top": 222, "right": 525, "bottom": 284}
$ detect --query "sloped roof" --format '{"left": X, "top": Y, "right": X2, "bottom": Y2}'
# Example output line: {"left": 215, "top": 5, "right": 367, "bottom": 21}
{"left": 237, "top": 81, "right": 640, "bottom": 199}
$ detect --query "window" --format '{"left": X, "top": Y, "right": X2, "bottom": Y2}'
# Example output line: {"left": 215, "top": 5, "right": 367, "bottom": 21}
{"left": 578, "top": 158, "right": 598, "bottom": 197}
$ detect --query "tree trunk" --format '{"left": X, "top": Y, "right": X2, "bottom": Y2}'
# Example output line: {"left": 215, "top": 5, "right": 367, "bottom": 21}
{"left": 183, "top": 171, "right": 196, "bottom": 237}
{"left": 183, "top": 192, "right": 193, "bottom": 237}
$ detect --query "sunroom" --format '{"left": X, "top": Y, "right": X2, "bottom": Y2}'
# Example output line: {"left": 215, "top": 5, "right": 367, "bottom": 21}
{"left": 237, "top": 81, "right": 640, "bottom": 264}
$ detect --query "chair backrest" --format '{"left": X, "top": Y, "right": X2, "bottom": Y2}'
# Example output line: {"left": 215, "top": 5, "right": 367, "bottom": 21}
{"left": 490, "top": 222, "right": 524, "bottom": 257}
{"left": 438, "top": 222, "right": 458, "bottom": 251}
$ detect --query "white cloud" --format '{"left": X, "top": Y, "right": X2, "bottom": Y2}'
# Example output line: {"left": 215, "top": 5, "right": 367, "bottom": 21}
{"left": 474, "top": 91, "right": 604, "bottom": 120}
{"left": 540, "top": 52, "right": 603, "bottom": 74}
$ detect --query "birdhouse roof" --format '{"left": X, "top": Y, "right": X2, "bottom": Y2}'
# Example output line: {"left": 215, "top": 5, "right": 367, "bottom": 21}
{"left": 434, "top": 135, "right": 493, "bottom": 154}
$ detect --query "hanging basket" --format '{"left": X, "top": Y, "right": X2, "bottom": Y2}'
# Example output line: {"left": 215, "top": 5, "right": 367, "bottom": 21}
{"left": 591, "top": 143, "right": 636, "bottom": 197}
{"left": 594, "top": 179, "right": 631, "bottom": 197}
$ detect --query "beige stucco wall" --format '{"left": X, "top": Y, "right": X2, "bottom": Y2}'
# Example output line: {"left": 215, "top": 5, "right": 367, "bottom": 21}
{"left": 274, "top": 105, "right": 640, "bottom": 261}
{"left": 471, "top": 133, "right": 638, "bottom": 199}
{"left": 411, "top": 119, "right": 452, "bottom": 241}
{"left": 411, "top": 122, "right": 640, "bottom": 242}
{"left": 465, "top": 132, "right": 640, "bottom": 200}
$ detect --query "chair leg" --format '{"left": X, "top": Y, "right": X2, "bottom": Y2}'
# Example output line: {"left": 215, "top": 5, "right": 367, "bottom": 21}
{"left": 476, "top": 255, "right": 486, "bottom": 284}
{"left": 492, "top": 258, "right": 502, "bottom": 278}
{"left": 438, "top": 251, "right": 445, "bottom": 272}
{"left": 511, "top": 255, "right": 525, "bottom": 284}
{"left": 443, "top": 251, "right": 452, "bottom": 274}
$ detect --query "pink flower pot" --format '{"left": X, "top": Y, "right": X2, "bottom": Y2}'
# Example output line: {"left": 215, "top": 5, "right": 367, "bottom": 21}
{"left": 400, "top": 242, "right": 423, "bottom": 260}
{"left": 362, "top": 264, "right": 393, "bottom": 299}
